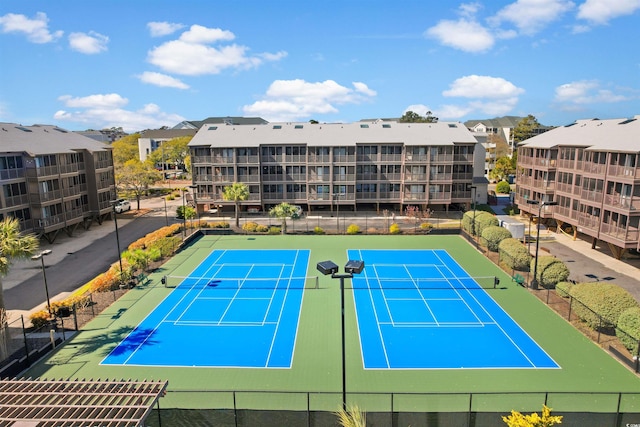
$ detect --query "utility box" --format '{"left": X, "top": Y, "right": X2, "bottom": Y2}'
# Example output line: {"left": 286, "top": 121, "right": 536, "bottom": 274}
{"left": 497, "top": 215, "right": 525, "bottom": 239}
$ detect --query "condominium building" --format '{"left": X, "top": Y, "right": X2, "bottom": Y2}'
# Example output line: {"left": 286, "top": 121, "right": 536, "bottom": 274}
{"left": 0, "top": 123, "right": 116, "bottom": 240}
{"left": 188, "top": 121, "right": 483, "bottom": 214}
{"left": 516, "top": 116, "right": 640, "bottom": 258}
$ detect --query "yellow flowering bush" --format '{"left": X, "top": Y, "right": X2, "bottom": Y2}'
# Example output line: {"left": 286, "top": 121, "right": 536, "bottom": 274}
{"left": 29, "top": 310, "right": 51, "bottom": 329}
{"left": 346, "top": 224, "right": 360, "bottom": 235}
{"left": 389, "top": 223, "right": 401, "bottom": 234}
{"left": 502, "top": 405, "right": 562, "bottom": 426}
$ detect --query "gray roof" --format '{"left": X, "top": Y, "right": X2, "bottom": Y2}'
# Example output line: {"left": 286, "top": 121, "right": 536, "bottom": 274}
{"left": 189, "top": 121, "right": 477, "bottom": 148}
{"left": 464, "top": 116, "right": 526, "bottom": 128}
{"left": 519, "top": 116, "right": 640, "bottom": 152}
{"left": 139, "top": 129, "right": 196, "bottom": 139}
{"left": 0, "top": 123, "right": 112, "bottom": 155}
{"left": 174, "top": 116, "right": 268, "bottom": 130}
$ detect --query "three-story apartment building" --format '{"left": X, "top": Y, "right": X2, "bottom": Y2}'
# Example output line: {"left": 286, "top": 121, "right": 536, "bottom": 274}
{"left": 0, "top": 123, "right": 116, "bottom": 241}
{"left": 516, "top": 116, "right": 640, "bottom": 259}
{"left": 188, "top": 121, "right": 481, "bottom": 214}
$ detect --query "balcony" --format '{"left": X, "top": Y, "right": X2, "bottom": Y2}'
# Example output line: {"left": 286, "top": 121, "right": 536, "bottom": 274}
{"left": 405, "top": 173, "right": 427, "bottom": 182}
{"left": 236, "top": 155, "right": 259, "bottom": 164}
{"left": 580, "top": 189, "right": 603, "bottom": 204}
{"left": 0, "top": 169, "right": 24, "bottom": 180}
{"left": 604, "top": 194, "right": 640, "bottom": 212}
{"left": 600, "top": 223, "right": 639, "bottom": 245}
{"left": 405, "top": 154, "right": 428, "bottom": 162}
{"left": 333, "top": 174, "right": 356, "bottom": 182}
{"left": 583, "top": 162, "right": 606, "bottom": 175}
{"left": 608, "top": 165, "right": 640, "bottom": 180}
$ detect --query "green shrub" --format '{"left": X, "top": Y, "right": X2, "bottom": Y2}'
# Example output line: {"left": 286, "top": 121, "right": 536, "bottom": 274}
{"left": 480, "top": 225, "right": 512, "bottom": 252}
{"left": 530, "top": 256, "right": 570, "bottom": 288}
{"left": 555, "top": 281, "right": 574, "bottom": 298}
{"left": 176, "top": 205, "right": 195, "bottom": 220}
{"left": 462, "top": 211, "right": 498, "bottom": 236}
{"left": 346, "top": 224, "right": 360, "bottom": 235}
{"left": 616, "top": 307, "right": 640, "bottom": 355}
{"left": 268, "top": 226, "right": 281, "bottom": 235}
{"left": 256, "top": 224, "right": 269, "bottom": 233}
{"left": 496, "top": 180, "right": 511, "bottom": 194}
{"left": 242, "top": 221, "right": 259, "bottom": 232}
{"left": 498, "top": 238, "right": 532, "bottom": 271}
{"left": 389, "top": 223, "right": 401, "bottom": 234}
{"left": 569, "top": 282, "right": 640, "bottom": 330}
{"left": 313, "top": 226, "right": 325, "bottom": 235}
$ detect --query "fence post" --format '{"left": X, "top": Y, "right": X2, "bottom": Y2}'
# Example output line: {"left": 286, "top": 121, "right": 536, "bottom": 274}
{"left": 568, "top": 296, "right": 573, "bottom": 321}
{"left": 20, "top": 315, "right": 29, "bottom": 365}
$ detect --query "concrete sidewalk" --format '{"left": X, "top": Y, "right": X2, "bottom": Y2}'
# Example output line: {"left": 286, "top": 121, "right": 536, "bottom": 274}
{"left": 493, "top": 194, "right": 640, "bottom": 300}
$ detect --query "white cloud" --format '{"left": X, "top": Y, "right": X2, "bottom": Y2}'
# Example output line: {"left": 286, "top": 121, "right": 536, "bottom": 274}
{"left": 577, "top": 0, "right": 640, "bottom": 25}
{"left": 137, "top": 71, "right": 189, "bottom": 89}
{"left": 68, "top": 31, "right": 109, "bottom": 54}
{"left": 178, "top": 24, "right": 234, "bottom": 43}
{"left": 54, "top": 93, "right": 183, "bottom": 132}
{"left": 0, "top": 12, "right": 62, "bottom": 43}
{"left": 426, "top": 18, "right": 494, "bottom": 53}
{"left": 418, "top": 75, "right": 525, "bottom": 119}
{"left": 443, "top": 75, "right": 525, "bottom": 98}
{"left": 242, "top": 79, "right": 377, "bottom": 122}
{"left": 58, "top": 93, "right": 128, "bottom": 108}
{"left": 490, "top": 0, "right": 575, "bottom": 35}
{"left": 147, "top": 21, "right": 185, "bottom": 37}
{"left": 554, "top": 80, "right": 630, "bottom": 104}
{"left": 147, "top": 24, "right": 286, "bottom": 75}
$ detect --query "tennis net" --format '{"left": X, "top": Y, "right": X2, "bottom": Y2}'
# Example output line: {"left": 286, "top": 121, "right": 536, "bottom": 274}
{"left": 348, "top": 275, "right": 501, "bottom": 290}
{"left": 163, "top": 275, "right": 319, "bottom": 289}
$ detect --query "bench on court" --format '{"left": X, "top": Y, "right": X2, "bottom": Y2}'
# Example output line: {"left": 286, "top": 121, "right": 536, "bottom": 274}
{"left": 512, "top": 273, "right": 525, "bottom": 286}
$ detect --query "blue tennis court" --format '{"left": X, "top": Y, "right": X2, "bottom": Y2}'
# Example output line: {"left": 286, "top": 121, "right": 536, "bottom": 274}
{"left": 349, "top": 249, "right": 560, "bottom": 370}
{"left": 102, "top": 249, "right": 310, "bottom": 368}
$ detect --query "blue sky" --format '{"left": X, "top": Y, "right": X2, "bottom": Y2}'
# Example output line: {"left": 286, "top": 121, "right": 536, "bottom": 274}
{"left": 1, "top": 0, "right": 639, "bottom": 132}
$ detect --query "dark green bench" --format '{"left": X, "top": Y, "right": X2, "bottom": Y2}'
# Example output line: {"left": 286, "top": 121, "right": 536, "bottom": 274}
{"left": 512, "top": 273, "right": 525, "bottom": 286}
{"left": 135, "top": 273, "right": 149, "bottom": 286}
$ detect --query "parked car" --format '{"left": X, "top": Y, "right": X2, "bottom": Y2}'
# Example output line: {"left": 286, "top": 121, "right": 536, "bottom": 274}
{"left": 114, "top": 199, "right": 131, "bottom": 213}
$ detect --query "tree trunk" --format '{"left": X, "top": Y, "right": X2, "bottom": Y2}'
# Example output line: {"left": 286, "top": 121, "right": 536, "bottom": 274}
{"left": 234, "top": 202, "right": 240, "bottom": 227}
{"left": 0, "top": 279, "right": 9, "bottom": 360}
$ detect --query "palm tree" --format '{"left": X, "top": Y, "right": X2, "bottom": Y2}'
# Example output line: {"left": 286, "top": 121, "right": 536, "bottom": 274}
{"left": 334, "top": 405, "right": 366, "bottom": 427}
{"left": 268, "top": 202, "right": 298, "bottom": 234}
{"left": 222, "top": 183, "right": 249, "bottom": 227}
{"left": 0, "top": 218, "right": 39, "bottom": 359}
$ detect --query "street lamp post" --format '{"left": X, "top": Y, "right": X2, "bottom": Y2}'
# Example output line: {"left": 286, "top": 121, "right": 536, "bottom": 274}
{"left": 110, "top": 200, "right": 123, "bottom": 279}
{"left": 162, "top": 196, "right": 169, "bottom": 227}
{"left": 526, "top": 199, "right": 558, "bottom": 289}
{"left": 181, "top": 189, "right": 186, "bottom": 238}
{"left": 189, "top": 184, "right": 199, "bottom": 229}
{"left": 31, "top": 249, "right": 52, "bottom": 316}
{"left": 333, "top": 193, "right": 340, "bottom": 234}
{"left": 317, "top": 259, "right": 365, "bottom": 411}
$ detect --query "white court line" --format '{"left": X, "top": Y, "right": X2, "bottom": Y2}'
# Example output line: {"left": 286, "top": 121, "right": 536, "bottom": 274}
{"left": 370, "top": 264, "right": 396, "bottom": 326}
{"left": 218, "top": 265, "right": 255, "bottom": 325}
{"left": 358, "top": 250, "right": 391, "bottom": 369}
{"left": 403, "top": 264, "right": 439, "bottom": 326}
{"left": 265, "top": 250, "right": 303, "bottom": 367}
{"left": 118, "top": 250, "right": 226, "bottom": 365}
{"left": 433, "top": 251, "right": 537, "bottom": 367}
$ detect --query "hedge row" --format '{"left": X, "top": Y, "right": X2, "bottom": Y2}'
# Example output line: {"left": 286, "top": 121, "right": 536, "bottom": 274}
{"left": 556, "top": 282, "right": 640, "bottom": 354}
{"left": 29, "top": 223, "right": 185, "bottom": 328}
